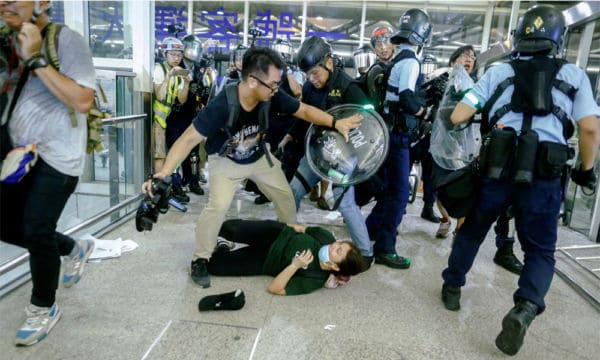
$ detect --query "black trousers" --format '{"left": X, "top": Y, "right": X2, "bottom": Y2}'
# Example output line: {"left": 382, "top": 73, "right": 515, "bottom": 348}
{"left": 207, "top": 219, "right": 285, "bottom": 276}
{"left": 1, "top": 159, "right": 78, "bottom": 307}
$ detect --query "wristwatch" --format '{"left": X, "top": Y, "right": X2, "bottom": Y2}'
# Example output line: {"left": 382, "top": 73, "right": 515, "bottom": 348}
{"left": 25, "top": 54, "right": 48, "bottom": 70}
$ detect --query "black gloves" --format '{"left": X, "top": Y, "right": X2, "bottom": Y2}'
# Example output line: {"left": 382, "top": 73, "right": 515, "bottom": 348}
{"left": 421, "top": 72, "right": 449, "bottom": 108}
{"left": 571, "top": 166, "right": 597, "bottom": 195}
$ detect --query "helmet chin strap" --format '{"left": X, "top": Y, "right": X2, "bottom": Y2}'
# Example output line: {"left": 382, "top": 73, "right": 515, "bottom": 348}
{"left": 318, "top": 62, "right": 333, "bottom": 79}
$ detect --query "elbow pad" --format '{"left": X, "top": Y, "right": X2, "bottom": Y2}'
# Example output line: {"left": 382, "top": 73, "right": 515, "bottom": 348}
{"left": 398, "top": 89, "right": 424, "bottom": 115}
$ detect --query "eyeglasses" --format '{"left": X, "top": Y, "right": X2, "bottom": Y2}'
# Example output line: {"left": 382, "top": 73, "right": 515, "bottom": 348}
{"left": 460, "top": 53, "right": 476, "bottom": 61}
{"left": 250, "top": 75, "right": 280, "bottom": 94}
{"left": 167, "top": 52, "right": 183, "bottom": 58}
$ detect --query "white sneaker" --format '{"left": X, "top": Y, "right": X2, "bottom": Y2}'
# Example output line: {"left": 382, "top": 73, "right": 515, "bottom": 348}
{"left": 15, "top": 303, "right": 62, "bottom": 346}
{"left": 436, "top": 221, "right": 452, "bottom": 238}
{"left": 63, "top": 239, "right": 95, "bottom": 288}
{"left": 216, "top": 236, "right": 235, "bottom": 251}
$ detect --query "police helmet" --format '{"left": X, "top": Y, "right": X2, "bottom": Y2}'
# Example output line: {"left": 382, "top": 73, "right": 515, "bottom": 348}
{"left": 296, "top": 36, "right": 332, "bottom": 73}
{"left": 305, "top": 104, "right": 389, "bottom": 186}
{"left": 391, "top": 9, "right": 432, "bottom": 46}
{"left": 370, "top": 25, "right": 394, "bottom": 47}
{"left": 161, "top": 37, "right": 184, "bottom": 57}
{"left": 353, "top": 45, "right": 376, "bottom": 71}
{"left": 513, "top": 4, "right": 565, "bottom": 55}
{"left": 182, "top": 35, "right": 203, "bottom": 63}
{"left": 271, "top": 38, "right": 295, "bottom": 64}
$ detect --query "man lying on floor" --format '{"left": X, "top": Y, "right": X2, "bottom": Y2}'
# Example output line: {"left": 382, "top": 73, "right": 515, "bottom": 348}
{"left": 208, "top": 219, "right": 367, "bottom": 295}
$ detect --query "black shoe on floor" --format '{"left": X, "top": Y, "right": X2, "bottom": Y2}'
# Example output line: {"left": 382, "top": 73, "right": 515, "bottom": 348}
{"left": 191, "top": 258, "right": 210, "bottom": 288}
{"left": 495, "top": 300, "right": 538, "bottom": 356}
{"left": 374, "top": 253, "right": 411, "bottom": 269}
{"left": 254, "top": 194, "right": 271, "bottom": 204}
{"left": 172, "top": 184, "right": 190, "bottom": 204}
{"left": 421, "top": 203, "right": 440, "bottom": 223}
{"left": 189, "top": 181, "right": 204, "bottom": 195}
{"left": 198, "top": 289, "right": 245, "bottom": 311}
{"left": 441, "top": 284, "right": 461, "bottom": 311}
{"left": 494, "top": 244, "right": 523, "bottom": 275}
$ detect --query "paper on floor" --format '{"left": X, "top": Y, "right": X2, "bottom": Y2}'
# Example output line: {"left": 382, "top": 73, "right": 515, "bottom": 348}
{"left": 80, "top": 234, "right": 138, "bottom": 260}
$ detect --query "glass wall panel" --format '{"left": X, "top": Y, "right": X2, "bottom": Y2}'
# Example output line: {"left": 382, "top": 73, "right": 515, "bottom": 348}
{"left": 562, "top": 19, "right": 600, "bottom": 237}
{"left": 248, "top": 1, "right": 304, "bottom": 49}
{"left": 49, "top": 0, "right": 65, "bottom": 23}
{"left": 88, "top": 1, "right": 131, "bottom": 59}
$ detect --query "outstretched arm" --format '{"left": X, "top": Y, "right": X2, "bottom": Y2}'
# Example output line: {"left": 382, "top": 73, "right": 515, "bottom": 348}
{"left": 292, "top": 102, "right": 362, "bottom": 142}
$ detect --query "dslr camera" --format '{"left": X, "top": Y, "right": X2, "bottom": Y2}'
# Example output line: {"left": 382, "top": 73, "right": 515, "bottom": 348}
{"left": 135, "top": 176, "right": 174, "bottom": 232}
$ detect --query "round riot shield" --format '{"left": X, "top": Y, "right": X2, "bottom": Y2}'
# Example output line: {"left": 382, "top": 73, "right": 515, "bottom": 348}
{"left": 305, "top": 104, "right": 389, "bottom": 186}
{"left": 366, "top": 64, "right": 386, "bottom": 111}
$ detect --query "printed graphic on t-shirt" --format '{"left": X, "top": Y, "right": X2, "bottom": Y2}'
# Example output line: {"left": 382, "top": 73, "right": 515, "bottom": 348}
{"left": 226, "top": 124, "right": 263, "bottom": 163}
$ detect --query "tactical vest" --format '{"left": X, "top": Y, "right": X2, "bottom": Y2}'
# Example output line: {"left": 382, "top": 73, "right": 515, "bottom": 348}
{"left": 152, "top": 62, "right": 181, "bottom": 129}
{"left": 303, "top": 68, "right": 356, "bottom": 111}
{"left": 481, "top": 56, "right": 576, "bottom": 140}
{"left": 384, "top": 49, "right": 425, "bottom": 140}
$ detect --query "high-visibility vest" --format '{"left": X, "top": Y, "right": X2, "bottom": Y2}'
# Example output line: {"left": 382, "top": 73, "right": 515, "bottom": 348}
{"left": 152, "top": 62, "right": 181, "bottom": 128}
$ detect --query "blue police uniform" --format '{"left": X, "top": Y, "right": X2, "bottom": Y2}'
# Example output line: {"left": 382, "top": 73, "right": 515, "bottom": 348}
{"left": 366, "top": 44, "right": 423, "bottom": 256}
{"left": 442, "top": 59, "right": 600, "bottom": 314}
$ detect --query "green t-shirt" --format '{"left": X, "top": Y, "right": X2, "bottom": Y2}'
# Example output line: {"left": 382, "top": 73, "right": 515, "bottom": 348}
{"left": 262, "top": 226, "right": 335, "bottom": 295}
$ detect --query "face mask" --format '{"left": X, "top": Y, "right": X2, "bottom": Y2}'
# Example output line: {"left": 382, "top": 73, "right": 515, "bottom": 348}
{"left": 318, "top": 245, "right": 330, "bottom": 263}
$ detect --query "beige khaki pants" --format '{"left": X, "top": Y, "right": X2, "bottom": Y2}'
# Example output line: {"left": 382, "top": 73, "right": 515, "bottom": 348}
{"left": 193, "top": 153, "right": 296, "bottom": 260}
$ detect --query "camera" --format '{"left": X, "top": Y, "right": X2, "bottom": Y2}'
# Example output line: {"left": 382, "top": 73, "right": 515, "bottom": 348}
{"left": 135, "top": 176, "right": 174, "bottom": 232}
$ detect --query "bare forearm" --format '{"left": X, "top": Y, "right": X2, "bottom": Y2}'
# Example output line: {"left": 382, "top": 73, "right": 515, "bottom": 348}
{"left": 158, "top": 124, "right": 204, "bottom": 176}
{"left": 294, "top": 103, "right": 334, "bottom": 128}
{"left": 34, "top": 66, "right": 93, "bottom": 113}
{"left": 577, "top": 116, "right": 600, "bottom": 170}
{"left": 450, "top": 102, "right": 476, "bottom": 124}
{"left": 177, "top": 82, "right": 190, "bottom": 103}
{"left": 267, "top": 264, "right": 299, "bottom": 295}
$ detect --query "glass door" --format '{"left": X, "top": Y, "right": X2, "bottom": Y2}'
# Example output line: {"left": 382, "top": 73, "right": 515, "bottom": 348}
{"left": 562, "top": 19, "right": 600, "bottom": 240}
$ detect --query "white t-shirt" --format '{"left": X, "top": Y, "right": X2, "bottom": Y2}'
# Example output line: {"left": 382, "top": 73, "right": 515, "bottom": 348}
{"left": 153, "top": 62, "right": 186, "bottom": 90}
{"left": 9, "top": 26, "right": 96, "bottom": 177}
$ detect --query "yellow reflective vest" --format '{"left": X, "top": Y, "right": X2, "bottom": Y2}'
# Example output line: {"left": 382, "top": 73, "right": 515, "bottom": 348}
{"left": 152, "top": 62, "right": 181, "bottom": 128}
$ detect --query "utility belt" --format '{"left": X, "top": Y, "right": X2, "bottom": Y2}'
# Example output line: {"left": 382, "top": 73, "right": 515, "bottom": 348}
{"left": 385, "top": 101, "right": 420, "bottom": 141}
{"left": 479, "top": 127, "right": 574, "bottom": 184}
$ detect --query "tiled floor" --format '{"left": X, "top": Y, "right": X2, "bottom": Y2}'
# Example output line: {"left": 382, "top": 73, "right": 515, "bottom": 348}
{"left": 0, "top": 187, "right": 599, "bottom": 360}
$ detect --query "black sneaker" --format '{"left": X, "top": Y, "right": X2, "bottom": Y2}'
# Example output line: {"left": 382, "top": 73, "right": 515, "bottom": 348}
{"left": 189, "top": 181, "right": 204, "bottom": 195}
{"left": 191, "top": 258, "right": 210, "bottom": 288}
{"left": 495, "top": 300, "right": 538, "bottom": 355}
{"left": 374, "top": 253, "right": 411, "bottom": 269}
{"left": 441, "top": 284, "right": 461, "bottom": 311}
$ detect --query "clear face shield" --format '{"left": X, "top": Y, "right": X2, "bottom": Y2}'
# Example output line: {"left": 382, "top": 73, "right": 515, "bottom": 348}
{"left": 184, "top": 40, "right": 203, "bottom": 63}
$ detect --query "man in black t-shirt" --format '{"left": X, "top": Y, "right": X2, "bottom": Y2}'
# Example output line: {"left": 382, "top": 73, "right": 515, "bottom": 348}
{"left": 142, "top": 47, "right": 362, "bottom": 288}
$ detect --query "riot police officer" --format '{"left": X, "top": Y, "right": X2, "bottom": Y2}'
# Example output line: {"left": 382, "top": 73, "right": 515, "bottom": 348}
{"left": 440, "top": 5, "right": 600, "bottom": 355}
{"left": 288, "top": 36, "right": 375, "bottom": 265}
{"left": 365, "top": 9, "right": 432, "bottom": 269}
